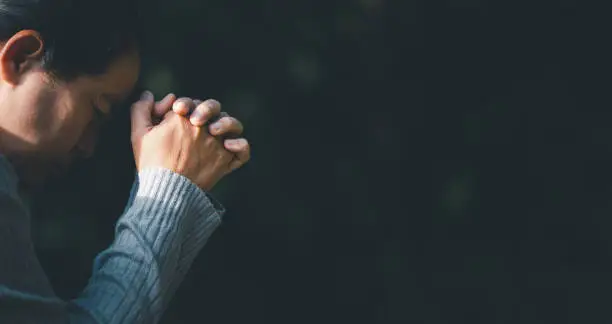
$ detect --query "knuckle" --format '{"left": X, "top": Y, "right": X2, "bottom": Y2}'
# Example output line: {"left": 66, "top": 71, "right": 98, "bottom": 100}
{"left": 196, "top": 102, "right": 212, "bottom": 116}
{"left": 221, "top": 117, "right": 241, "bottom": 130}
{"left": 204, "top": 99, "right": 221, "bottom": 112}
{"left": 218, "top": 116, "right": 231, "bottom": 127}
{"left": 232, "top": 118, "right": 244, "bottom": 130}
{"left": 175, "top": 97, "right": 194, "bottom": 109}
{"left": 191, "top": 108, "right": 210, "bottom": 126}
{"left": 173, "top": 101, "right": 187, "bottom": 112}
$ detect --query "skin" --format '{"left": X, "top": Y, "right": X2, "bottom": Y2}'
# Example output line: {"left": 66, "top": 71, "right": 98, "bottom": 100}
{"left": 0, "top": 30, "right": 250, "bottom": 190}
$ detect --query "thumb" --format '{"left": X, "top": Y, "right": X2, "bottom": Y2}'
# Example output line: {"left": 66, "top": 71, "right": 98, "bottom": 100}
{"left": 131, "top": 90, "right": 155, "bottom": 138}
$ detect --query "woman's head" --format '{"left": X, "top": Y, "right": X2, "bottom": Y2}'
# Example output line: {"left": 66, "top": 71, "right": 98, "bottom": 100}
{"left": 0, "top": 0, "right": 142, "bottom": 186}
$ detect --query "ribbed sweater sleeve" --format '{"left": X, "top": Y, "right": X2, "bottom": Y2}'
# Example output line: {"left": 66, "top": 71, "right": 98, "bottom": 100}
{"left": 0, "top": 156, "right": 224, "bottom": 324}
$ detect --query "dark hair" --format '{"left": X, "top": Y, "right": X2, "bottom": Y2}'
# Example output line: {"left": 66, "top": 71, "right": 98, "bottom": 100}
{"left": 0, "top": 0, "right": 142, "bottom": 80}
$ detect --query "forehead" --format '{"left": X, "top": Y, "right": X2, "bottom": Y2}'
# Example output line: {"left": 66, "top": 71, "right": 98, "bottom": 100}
{"left": 105, "top": 50, "right": 140, "bottom": 93}
{"left": 80, "top": 50, "right": 141, "bottom": 98}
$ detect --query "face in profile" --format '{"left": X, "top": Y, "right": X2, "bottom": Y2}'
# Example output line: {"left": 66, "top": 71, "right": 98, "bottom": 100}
{"left": 0, "top": 31, "right": 140, "bottom": 188}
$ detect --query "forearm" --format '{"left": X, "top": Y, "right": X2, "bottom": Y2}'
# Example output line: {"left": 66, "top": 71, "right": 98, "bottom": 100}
{"left": 0, "top": 165, "right": 223, "bottom": 323}
{"left": 124, "top": 171, "right": 226, "bottom": 275}
{"left": 73, "top": 168, "right": 222, "bottom": 323}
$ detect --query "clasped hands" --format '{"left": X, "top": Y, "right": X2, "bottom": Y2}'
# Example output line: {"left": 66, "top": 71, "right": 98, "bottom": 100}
{"left": 131, "top": 91, "right": 250, "bottom": 191}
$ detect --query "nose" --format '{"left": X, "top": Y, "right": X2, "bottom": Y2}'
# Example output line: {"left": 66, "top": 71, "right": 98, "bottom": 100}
{"left": 76, "top": 126, "right": 99, "bottom": 158}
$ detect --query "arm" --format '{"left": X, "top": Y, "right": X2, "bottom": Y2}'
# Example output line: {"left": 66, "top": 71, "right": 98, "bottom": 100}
{"left": 0, "top": 162, "right": 223, "bottom": 323}
{"left": 1, "top": 92, "right": 249, "bottom": 323}
{"left": 124, "top": 172, "right": 225, "bottom": 276}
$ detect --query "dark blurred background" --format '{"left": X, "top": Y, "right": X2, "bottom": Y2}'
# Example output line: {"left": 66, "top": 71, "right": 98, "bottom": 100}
{"left": 28, "top": 0, "right": 612, "bottom": 323}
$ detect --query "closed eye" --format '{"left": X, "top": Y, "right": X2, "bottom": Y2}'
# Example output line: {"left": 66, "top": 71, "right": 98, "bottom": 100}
{"left": 92, "top": 102, "right": 111, "bottom": 124}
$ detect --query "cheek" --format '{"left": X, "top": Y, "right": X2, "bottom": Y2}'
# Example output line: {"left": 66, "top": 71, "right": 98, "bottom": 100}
{"left": 41, "top": 90, "right": 94, "bottom": 153}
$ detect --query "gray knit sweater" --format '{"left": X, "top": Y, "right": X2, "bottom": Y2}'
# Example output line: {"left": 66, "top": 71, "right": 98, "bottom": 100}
{"left": 0, "top": 155, "right": 224, "bottom": 323}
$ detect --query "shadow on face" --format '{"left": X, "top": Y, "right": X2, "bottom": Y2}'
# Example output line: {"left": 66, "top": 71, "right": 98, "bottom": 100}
{"left": 0, "top": 30, "right": 140, "bottom": 189}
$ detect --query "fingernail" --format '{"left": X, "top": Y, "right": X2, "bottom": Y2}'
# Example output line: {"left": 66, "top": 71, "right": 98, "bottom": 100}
{"left": 140, "top": 90, "right": 153, "bottom": 101}
{"left": 229, "top": 139, "right": 244, "bottom": 146}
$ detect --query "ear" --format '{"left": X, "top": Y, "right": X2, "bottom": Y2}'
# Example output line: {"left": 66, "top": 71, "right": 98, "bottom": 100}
{"left": 0, "top": 30, "right": 44, "bottom": 86}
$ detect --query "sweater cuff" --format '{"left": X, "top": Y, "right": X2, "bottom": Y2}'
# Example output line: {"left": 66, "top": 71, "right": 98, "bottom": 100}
{"left": 136, "top": 167, "right": 225, "bottom": 226}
